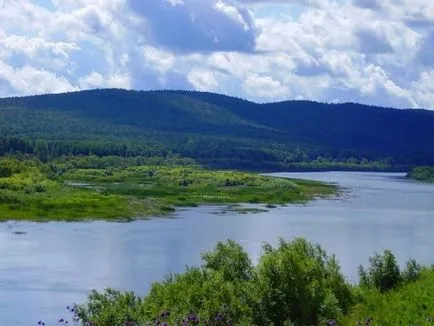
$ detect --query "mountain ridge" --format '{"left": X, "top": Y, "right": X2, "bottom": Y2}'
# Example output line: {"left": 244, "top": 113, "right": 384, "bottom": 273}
{"left": 1, "top": 88, "right": 434, "bottom": 169}
{"left": 3, "top": 88, "right": 431, "bottom": 110}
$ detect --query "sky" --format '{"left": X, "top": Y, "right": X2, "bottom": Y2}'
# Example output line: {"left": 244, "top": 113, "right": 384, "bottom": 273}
{"left": 0, "top": 0, "right": 433, "bottom": 109}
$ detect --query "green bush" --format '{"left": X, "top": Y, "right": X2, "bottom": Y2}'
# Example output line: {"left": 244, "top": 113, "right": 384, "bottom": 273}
{"left": 35, "top": 183, "right": 47, "bottom": 193}
{"left": 201, "top": 239, "right": 254, "bottom": 282}
{"left": 358, "top": 250, "right": 422, "bottom": 292}
{"left": 359, "top": 250, "right": 401, "bottom": 292}
{"left": 51, "top": 238, "right": 428, "bottom": 326}
{"left": 341, "top": 269, "right": 434, "bottom": 325}
{"left": 254, "top": 238, "right": 353, "bottom": 326}
{"left": 0, "top": 158, "right": 22, "bottom": 177}
{"left": 402, "top": 258, "right": 422, "bottom": 283}
{"left": 77, "top": 289, "right": 145, "bottom": 326}
{"left": 77, "top": 239, "right": 354, "bottom": 326}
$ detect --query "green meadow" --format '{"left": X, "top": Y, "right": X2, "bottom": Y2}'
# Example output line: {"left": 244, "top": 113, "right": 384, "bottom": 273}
{"left": 0, "top": 156, "right": 335, "bottom": 221}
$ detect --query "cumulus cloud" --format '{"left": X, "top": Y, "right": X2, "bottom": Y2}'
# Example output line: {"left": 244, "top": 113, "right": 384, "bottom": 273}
{"left": 0, "top": 0, "right": 433, "bottom": 109}
{"left": 243, "top": 73, "right": 290, "bottom": 100}
{"left": 127, "top": 0, "right": 256, "bottom": 53}
{"left": 0, "top": 61, "right": 77, "bottom": 96}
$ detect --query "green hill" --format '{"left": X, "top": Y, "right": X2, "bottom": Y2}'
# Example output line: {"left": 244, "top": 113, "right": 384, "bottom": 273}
{"left": 1, "top": 89, "right": 434, "bottom": 170}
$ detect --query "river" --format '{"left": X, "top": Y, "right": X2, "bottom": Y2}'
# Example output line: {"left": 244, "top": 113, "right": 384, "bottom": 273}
{"left": 0, "top": 172, "right": 433, "bottom": 325}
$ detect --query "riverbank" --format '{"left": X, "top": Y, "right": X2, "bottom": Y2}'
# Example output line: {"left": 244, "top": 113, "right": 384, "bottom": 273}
{"left": 0, "top": 156, "right": 336, "bottom": 221}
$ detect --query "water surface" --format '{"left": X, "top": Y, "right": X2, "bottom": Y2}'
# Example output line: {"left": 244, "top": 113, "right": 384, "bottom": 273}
{"left": 0, "top": 172, "right": 433, "bottom": 325}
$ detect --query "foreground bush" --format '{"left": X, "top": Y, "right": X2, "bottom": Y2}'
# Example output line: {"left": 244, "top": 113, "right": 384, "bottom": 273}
{"left": 44, "top": 238, "right": 428, "bottom": 326}
{"left": 358, "top": 250, "right": 422, "bottom": 292}
{"left": 254, "top": 239, "right": 353, "bottom": 325}
{"left": 76, "top": 239, "right": 353, "bottom": 326}
{"left": 341, "top": 268, "right": 434, "bottom": 325}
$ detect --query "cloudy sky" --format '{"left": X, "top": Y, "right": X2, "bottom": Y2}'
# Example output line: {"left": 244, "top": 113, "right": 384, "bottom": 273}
{"left": 0, "top": 0, "right": 433, "bottom": 108}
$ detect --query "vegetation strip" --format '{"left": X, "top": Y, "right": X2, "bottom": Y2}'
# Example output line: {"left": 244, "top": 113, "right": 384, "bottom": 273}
{"left": 0, "top": 156, "right": 336, "bottom": 221}
{"left": 407, "top": 166, "right": 434, "bottom": 182}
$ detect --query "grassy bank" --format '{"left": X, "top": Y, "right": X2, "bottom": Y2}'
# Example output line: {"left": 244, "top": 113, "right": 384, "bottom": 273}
{"left": 407, "top": 166, "right": 434, "bottom": 182}
{"left": 342, "top": 269, "right": 434, "bottom": 324}
{"left": 0, "top": 156, "right": 336, "bottom": 221}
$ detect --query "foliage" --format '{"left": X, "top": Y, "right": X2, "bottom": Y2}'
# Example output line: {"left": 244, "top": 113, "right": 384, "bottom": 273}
{"left": 76, "top": 290, "right": 145, "bottom": 326}
{"left": 341, "top": 268, "right": 434, "bottom": 325}
{"left": 358, "top": 250, "right": 422, "bottom": 292}
{"left": 77, "top": 239, "right": 354, "bottom": 326}
{"left": 45, "top": 238, "right": 429, "bottom": 326}
{"left": 0, "top": 157, "right": 29, "bottom": 177}
{"left": 407, "top": 166, "right": 434, "bottom": 182}
{"left": 0, "top": 156, "right": 335, "bottom": 221}
{"left": 358, "top": 250, "right": 402, "bottom": 292}
{"left": 254, "top": 239, "right": 353, "bottom": 325}
{"left": 201, "top": 239, "right": 254, "bottom": 282}
{"left": 402, "top": 258, "right": 423, "bottom": 283}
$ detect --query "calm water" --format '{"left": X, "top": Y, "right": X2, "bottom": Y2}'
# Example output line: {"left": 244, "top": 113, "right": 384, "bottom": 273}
{"left": 1, "top": 172, "right": 433, "bottom": 325}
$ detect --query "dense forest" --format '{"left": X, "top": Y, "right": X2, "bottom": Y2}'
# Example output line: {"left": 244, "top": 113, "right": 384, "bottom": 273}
{"left": 1, "top": 89, "right": 434, "bottom": 170}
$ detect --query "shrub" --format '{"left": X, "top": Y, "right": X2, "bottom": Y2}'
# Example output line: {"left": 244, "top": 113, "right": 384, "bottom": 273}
{"left": 402, "top": 258, "right": 422, "bottom": 283}
{"left": 254, "top": 238, "right": 353, "bottom": 326}
{"left": 24, "top": 185, "right": 35, "bottom": 194}
{"left": 73, "top": 240, "right": 425, "bottom": 326}
{"left": 0, "top": 158, "right": 22, "bottom": 177}
{"left": 142, "top": 241, "right": 256, "bottom": 325}
{"left": 77, "top": 289, "right": 145, "bottom": 326}
{"left": 359, "top": 251, "right": 423, "bottom": 292}
{"left": 201, "top": 239, "right": 254, "bottom": 282}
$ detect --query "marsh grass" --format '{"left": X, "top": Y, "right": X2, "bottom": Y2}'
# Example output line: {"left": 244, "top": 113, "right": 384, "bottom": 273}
{"left": 0, "top": 157, "right": 336, "bottom": 221}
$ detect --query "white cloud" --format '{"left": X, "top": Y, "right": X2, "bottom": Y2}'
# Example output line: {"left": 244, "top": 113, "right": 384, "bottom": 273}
{"left": 412, "top": 70, "right": 434, "bottom": 109}
{"left": 78, "top": 71, "right": 105, "bottom": 88}
{"left": 243, "top": 73, "right": 290, "bottom": 100}
{"left": 0, "top": 61, "right": 77, "bottom": 96}
{"left": 143, "top": 46, "right": 175, "bottom": 72}
{"left": 0, "top": 0, "right": 433, "bottom": 109}
{"left": 187, "top": 68, "right": 219, "bottom": 91}
{"left": 215, "top": 1, "right": 250, "bottom": 30}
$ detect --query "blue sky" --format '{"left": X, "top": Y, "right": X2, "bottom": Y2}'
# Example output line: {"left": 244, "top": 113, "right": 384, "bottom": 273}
{"left": 0, "top": 0, "right": 433, "bottom": 109}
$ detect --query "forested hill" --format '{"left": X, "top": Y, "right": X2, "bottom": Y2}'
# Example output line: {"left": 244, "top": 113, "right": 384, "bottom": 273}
{"left": 1, "top": 89, "right": 434, "bottom": 170}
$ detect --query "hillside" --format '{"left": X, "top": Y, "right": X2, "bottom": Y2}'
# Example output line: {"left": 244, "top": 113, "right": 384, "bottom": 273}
{"left": 1, "top": 89, "right": 434, "bottom": 169}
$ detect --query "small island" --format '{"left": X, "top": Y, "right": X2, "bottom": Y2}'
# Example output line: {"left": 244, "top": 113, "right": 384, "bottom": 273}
{"left": 0, "top": 155, "right": 336, "bottom": 221}
{"left": 406, "top": 166, "right": 434, "bottom": 183}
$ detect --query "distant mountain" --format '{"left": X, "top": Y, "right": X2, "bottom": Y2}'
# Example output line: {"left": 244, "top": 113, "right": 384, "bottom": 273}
{"left": 1, "top": 89, "right": 434, "bottom": 169}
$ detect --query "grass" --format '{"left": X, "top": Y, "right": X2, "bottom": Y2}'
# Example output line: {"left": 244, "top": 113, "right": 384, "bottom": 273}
{"left": 0, "top": 157, "right": 336, "bottom": 221}
{"left": 341, "top": 269, "right": 434, "bottom": 325}
{"left": 62, "top": 166, "right": 335, "bottom": 207}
